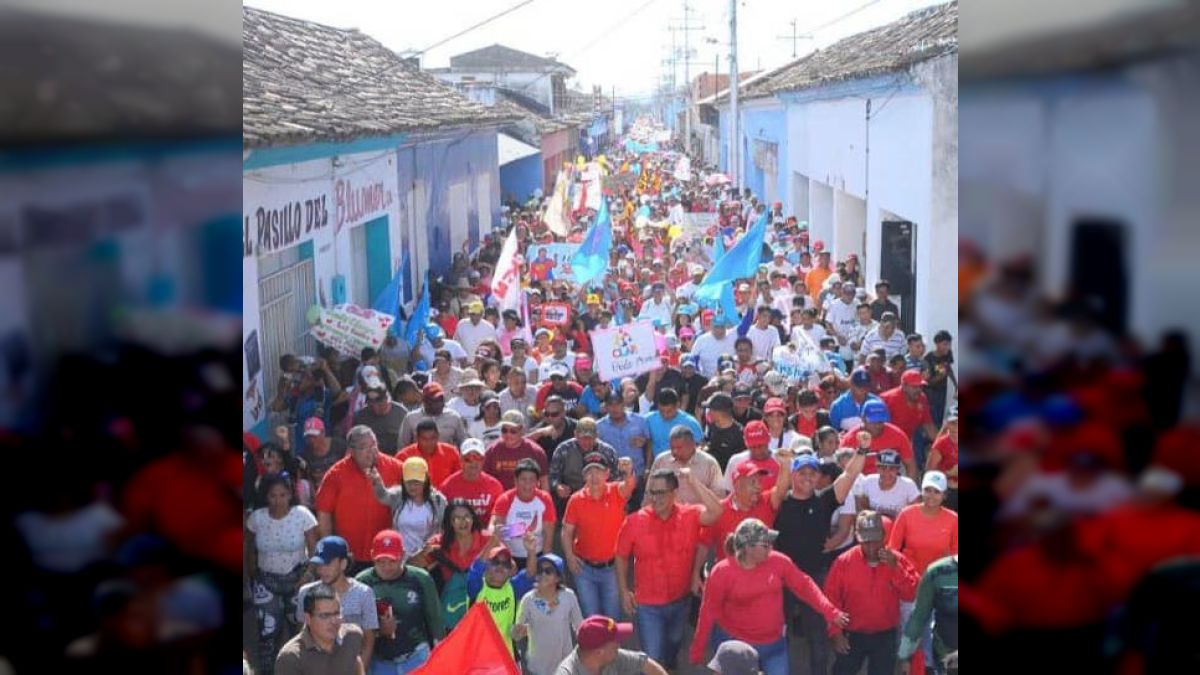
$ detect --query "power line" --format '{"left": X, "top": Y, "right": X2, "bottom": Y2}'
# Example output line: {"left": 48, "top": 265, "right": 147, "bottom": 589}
{"left": 508, "top": 0, "right": 666, "bottom": 97}
{"left": 314, "top": 0, "right": 539, "bottom": 104}
{"left": 805, "top": 0, "right": 885, "bottom": 37}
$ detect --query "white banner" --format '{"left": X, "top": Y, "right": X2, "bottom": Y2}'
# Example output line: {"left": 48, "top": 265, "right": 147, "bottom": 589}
{"left": 590, "top": 321, "right": 662, "bottom": 381}
{"left": 491, "top": 229, "right": 523, "bottom": 311}
{"left": 309, "top": 304, "right": 394, "bottom": 357}
{"left": 674, "top": 155, "right": 692, "bottom": 181}
{"left": 544, "top": 171, "right": 570, "bottom": 236}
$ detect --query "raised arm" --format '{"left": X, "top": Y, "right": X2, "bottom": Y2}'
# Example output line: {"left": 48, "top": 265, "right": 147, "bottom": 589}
{"left": 681, "top": 468, "right": 724, "bottom": 526}
{"left": 833, "top": 434, "right": 869, "bottom": 504}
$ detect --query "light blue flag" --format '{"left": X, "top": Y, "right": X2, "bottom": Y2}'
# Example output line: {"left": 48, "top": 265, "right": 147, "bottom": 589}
{"left": 404, "top": 272, "right": 430, "bottom": 346}
{"left": 371, "top": 252, "right": 408, "bottom": 335}
{"left": 694, "top": 209, "right": 769, "bottom": 302}
{"left": 571, "top": 196, "right": 613, "bottom": 285}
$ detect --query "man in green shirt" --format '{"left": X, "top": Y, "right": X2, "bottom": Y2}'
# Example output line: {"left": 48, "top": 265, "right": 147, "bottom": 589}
{"left": 355, "top": 530, "right": 442, "bottom": 673}
{"left": 898, "top": 554, "right": 957, "bottom": 674}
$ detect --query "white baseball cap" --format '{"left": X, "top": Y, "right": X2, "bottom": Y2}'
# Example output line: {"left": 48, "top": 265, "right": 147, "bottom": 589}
{"left": 921, "top": 471, "right": 948, "bottom": 493}
{"left": 461, "top": 438, "right": 486, "bottom": 458}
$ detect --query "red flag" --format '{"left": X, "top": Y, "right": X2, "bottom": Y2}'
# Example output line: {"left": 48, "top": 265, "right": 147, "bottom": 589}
{"left": 410, "top": 603, "right": 519, "bottom": 675}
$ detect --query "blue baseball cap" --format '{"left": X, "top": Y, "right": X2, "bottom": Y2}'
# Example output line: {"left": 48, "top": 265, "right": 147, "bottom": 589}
{"left": 850, "top": 368, "right": 871, "bottom": 387}
{"left": 425, "top": 323, "right": 444, "bottom": 340}
{"left": 862, "top": 400, "right": 889, "bottom": 423}
{"left": 309, "top": 536, "right": 350, "bottom": 565}
{"left": 681, "top": 354, "right": 700, "bottom": 369}
{"left": 791, "top": 454, "right": 821, "bottom": 472}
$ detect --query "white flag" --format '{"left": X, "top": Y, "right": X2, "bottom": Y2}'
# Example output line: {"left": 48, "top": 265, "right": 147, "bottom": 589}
{"left": 544, "top": 170, "right": 570, "bottom": 237}
{"left": 491, "top": 229, "right": 523, "bottom": 312}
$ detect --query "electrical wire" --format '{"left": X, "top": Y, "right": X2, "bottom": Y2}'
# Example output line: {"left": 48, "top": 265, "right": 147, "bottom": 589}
{"left": 313, "top": 0, "right": 539, "bottom": 104}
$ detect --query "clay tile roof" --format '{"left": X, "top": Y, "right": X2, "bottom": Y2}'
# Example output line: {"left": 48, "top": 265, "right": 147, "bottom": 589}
{"left": 243, "top": 7, "right": 520, "bottom": 148}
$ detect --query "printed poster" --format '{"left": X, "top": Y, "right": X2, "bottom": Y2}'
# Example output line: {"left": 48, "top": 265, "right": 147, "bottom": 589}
{"left": 590, "top": 321, "right": 661, "bottom": 381}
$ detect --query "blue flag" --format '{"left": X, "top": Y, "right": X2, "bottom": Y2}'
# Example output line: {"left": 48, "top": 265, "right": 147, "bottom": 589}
{"left": 571, "top": 196, "right": 613, "bottom": 285}
{"left": 372, "top": 253, "right": 408, "bottom": 335}
{"left": 404, "top": 272, "right": 430, "bottom": 346}
{"left": 695, "top": 209, "right": 769, "bottom": 302}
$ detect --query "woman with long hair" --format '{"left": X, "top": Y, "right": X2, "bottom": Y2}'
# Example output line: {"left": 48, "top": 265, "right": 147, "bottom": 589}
{"left": 409, "top": 499, "right": 491, "bottom": 584}
{"left": 762, "top": 398, "right": 800, "bottom": 452}
{"left": 690, "top": 518, "right": 849, "bottom": 675}
{"left": 479, "top": 358, "right": 504, "bottom": 393}
{"left": 245, "top": 474, "right": 317, "bottom": 675}
{"left": 369, "top": 457, "right": 448, "bottom": 565}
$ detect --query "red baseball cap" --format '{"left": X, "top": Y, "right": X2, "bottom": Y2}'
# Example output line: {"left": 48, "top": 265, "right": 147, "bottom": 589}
{"left": 732, "top": 461, "right": 770, "bottom": 483}
{"left": 371, "top": 530, "right": 404, "bottom": 561}
{"left": 813, "top": 240, "right": 826, "bottom": 252}
{"left": 577, "top": 615, "right": 634, "bottom": 650}
{"left": 901, "top": 370, "right": 927, "bottom": 387}
{"left": 422, "top": 382, "right": 444, "bottom": 399}
{"left": 763, "top": 398, "right": 787, "bottom": 415}
{"left": 743, "top": 420, "right": 770, "bottom": 446}
{"left": 484, "top": 544, "right": 514, "bottom": 563}
{"left": 303, "top": 417, "right": 326, "bottom": 436}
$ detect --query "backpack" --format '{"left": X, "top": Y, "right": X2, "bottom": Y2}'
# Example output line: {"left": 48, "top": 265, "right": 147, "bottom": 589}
{"left": 441, "top": 570, "right": 470, "bottom": 631}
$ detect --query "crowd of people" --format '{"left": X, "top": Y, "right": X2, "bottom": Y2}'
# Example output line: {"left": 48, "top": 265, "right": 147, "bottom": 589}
{"left": 243, "top": 127, "right": 960, "bottom": 675}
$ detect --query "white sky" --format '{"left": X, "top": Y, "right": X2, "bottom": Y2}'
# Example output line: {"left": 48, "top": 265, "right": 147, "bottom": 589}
{"left": 242, "top": 0, "right": 949, "bottom": 99}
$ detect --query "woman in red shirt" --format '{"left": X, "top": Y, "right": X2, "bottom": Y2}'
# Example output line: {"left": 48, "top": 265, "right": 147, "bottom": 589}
{"left": 926, "top": 412, "right": 959, "bottom": 511}
{"left": 691, "top": 519, "right": 849, "bottom": 674}
{"left": 411, "top": 499, "right": 494, "bottom": 584}
{"left": 889, "top": 471, "right": 958, "bottom": 576}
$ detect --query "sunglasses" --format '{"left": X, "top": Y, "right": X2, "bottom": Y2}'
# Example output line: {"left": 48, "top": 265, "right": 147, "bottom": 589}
{"left": 647, "top": 488, "right": 673, "bottom": 497}
{"left": 544, "top": 410, "right": 564, "bottom": 418}
{"left": 536, "top": 566, "right": 558, "bottom": 576}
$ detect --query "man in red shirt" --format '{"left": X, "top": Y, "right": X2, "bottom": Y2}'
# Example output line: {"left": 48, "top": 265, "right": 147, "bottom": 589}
{"left": 824, "top": 510, "right": 920, "bottom": 675}
{"left": 438, "top": 438, "right": 503, "bottom": 521}
{"left": 314, "top": 425, "right": 405, "bottom": 573}
{"left": 722, "top": 420, "right": 782, "bottom": 491}
{"left": 880, "top": 370, "right": 938, "bottom": 446}
{"left": 562, "top": 453, "right": 637, "bottom": 618}
{"left": 395, "top": 419, "right": 462, "bottom": 487}
{"left": 615, "top": 467, "right": 724, "bottom": 670}
{"left": 483, "top": 410, "right": 550, "bottom": 491}
{"left": 705, "top": 456, "right": 792, "bottom": 562}
{"left": 840, "top": 400, "right": 916, "bottom": 477}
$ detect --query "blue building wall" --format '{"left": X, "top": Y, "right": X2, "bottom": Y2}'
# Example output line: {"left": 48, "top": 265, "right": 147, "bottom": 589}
{"left": 500, "top": 153, "right": 543, "bottom": 203}
{"left": 739, "top": 101, "right": 788, "bottom": 208}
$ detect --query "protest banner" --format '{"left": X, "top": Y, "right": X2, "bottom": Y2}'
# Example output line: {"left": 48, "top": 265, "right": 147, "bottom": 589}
{"left": 309, "top": 304, "right": 394, "bottom": 357}
{"left": 526, "top": 243, "right": 579, "bottom": 282}
{"left": 539, "top": 302, "right": 573, "bottom": 328}
{"left": 771, "top": 341, "right": 828, "bottom": 383}
{"left": 590, "top": 321, "right": 661, "bottom": 381}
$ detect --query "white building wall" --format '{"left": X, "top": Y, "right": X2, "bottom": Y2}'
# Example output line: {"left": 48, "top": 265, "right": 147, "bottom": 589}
{"left": 432, "top": 70, "right": 555, "bottom": 112}
{"left": 784, "top": 57, "right": 957, "bottom": 338}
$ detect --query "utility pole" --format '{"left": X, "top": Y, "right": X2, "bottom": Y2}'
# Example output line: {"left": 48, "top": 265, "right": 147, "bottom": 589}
{"left": 729, "top": 0, "right": 739, "bottom": 192}
{"left": 776, "top": 19, "right": 813, "bottom": 61}
{"left": 669, "top": 0, "right": 704, "bottom": 155}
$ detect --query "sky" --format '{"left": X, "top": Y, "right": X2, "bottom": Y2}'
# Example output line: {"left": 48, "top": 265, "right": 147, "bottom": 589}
{"left": 239, "top": 0, "right": 950, "bottom": 99}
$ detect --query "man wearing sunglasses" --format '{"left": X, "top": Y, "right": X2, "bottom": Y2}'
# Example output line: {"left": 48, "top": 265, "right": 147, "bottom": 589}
{"left": 483, "top": 410, "right": 550, "bottom": 492}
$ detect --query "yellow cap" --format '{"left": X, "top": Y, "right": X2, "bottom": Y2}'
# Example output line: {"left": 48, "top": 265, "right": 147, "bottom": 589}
{"left": 403, "top": 457, "right": 429, "bottom": 482}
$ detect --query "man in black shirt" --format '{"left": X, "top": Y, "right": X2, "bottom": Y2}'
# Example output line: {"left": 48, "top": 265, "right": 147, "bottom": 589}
{"left": 922, "top": 330, "right": 956, "bottom": 427}
{"left": 703, "top": 393, "right": 745, "bottom": 471}
{"left": 731, "top": 385, "right": 763, "bottom": 426}
{"left": 869, "top": 280, "right": 901, "bottom": 321}
{"left": 678, "top": 355, "right": 708, "bottom": 416}
{"left": 774, "top": 435, "right": 869, "bottom": 675}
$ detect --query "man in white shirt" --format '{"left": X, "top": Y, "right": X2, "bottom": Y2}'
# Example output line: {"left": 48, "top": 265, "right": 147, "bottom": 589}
{"left": 447, "top": 371, "right": 486, "bottom": 421}
{"left": 767, "top": 249, "right": 792, "bottom": 278}
{"left": 848, "top": 303, "right": 879, "bottom": 355}
{"left": 857, "top": 312, "right": 907, "bottom": 361}
{"left": 744, "top": 306, "right": 781, "bottom": 362}
{"left": 690, "top": 320, "right": 739, "bottom": 377}
{"left": 789, "top": 308, "right": 827, "bottom": 348}
{"left": 852, "top": 450, "right": 921, "bottom": 519}
{"left": 637, "top": 282, "right": 674, "bottom": 329}
{"left": 537, "top": 334, "right": 577, "bottom": 382}
{"left": 824, "top": 282, "right": 860, "bottom": 359}
{"left": 453, "top": 301, "right": 498, "bottom": 356}
{"left": 416, "top": 324, "right": 468, "bottom": 367}
{"left": 675, "top": 265, "right": 706, "bottom": 303}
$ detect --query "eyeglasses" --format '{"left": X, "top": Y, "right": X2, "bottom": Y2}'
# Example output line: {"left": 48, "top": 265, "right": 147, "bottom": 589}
{"left": 647, "top": 488, "right": 673, "bottom": 497}
{"left": 313, "top": 611, "right": 342, "bottom": 621}
{"left": 544, "top": 410, "right": 564, "bottom": 418}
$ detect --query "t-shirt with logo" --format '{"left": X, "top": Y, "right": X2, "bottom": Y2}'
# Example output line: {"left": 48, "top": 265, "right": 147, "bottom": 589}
{"left": 493, "top": 488, "right": 557, "bottom": 559}
{"left": 476, "top": 582, "right": 517, "bottom": 655}
{"left": 439, "top": 470, "right": 504, "bottom": 522}
{"left": 355, "top": 566, "right": 442, "bottom": 658}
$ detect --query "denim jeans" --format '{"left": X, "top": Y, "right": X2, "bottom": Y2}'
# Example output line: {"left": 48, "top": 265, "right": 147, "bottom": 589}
{"left": 712, "top": 625, "right": 790, "bottom": 675}
{"left": 370, "top": 642, "right": 431, "bottom": 675}
{"left": 899, "top": 601, "right": 936, "bottom": 672}
{"left": 575, "top": 563, "right": 621, "bottom": 619}
{"left": 634, "top": 596, "right": 690, "bottom": 668}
